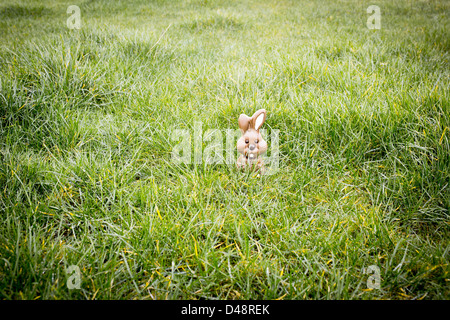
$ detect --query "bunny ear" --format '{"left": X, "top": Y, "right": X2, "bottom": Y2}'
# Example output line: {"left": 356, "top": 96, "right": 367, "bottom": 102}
{"left": 238, "top": 114, "right": 251, "bottom": 133}
{"left": 252, "top": 109, "right": 266, "bottom": 131}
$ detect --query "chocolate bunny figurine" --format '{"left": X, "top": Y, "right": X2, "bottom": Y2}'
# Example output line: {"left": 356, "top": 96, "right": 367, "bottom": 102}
{"left": 236, "top": 109, "right": 268, "bottom": 174}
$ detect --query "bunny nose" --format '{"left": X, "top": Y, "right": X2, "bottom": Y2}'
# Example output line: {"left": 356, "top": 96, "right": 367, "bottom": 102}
{"left": 249, "top": 144, "right": 256, "bottom": 151}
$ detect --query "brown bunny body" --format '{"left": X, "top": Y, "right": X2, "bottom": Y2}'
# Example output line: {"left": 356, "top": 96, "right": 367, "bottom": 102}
{"left": 236, "top": 109, "right": 268, "bottom": 174}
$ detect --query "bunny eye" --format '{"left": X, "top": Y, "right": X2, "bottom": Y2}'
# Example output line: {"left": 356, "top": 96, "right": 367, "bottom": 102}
{"left": 255, "top": 139, "right": 259, "bottom": 143}
{"left": 245, "top": 139, "right": 249, "bottom": 144}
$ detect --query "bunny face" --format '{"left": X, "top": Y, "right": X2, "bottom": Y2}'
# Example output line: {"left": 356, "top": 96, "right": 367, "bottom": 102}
{"left": 237, "top": 128, "right": 268, "bottom": 160}
{"left": 236, "top": 109, "right": 267, "bottom": 164}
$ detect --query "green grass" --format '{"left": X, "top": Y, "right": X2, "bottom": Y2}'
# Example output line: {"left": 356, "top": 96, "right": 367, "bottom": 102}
{"left": 0, "top": 0, "right": 449, "bottom": 300}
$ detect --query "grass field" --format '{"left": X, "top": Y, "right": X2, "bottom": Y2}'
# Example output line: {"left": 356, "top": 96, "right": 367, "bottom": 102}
{"left": 0, "top": 0, "right": 449, "bottom": 300}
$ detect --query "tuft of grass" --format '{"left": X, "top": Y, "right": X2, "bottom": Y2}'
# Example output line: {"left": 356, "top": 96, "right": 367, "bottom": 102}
{"left": 0, "top": 0, "right": 449, "bottom": 300}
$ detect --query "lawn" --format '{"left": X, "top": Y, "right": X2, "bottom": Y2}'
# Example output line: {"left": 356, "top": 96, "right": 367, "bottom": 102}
{"left": 0, "top": 0, "right": 448, "bottom": 300}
